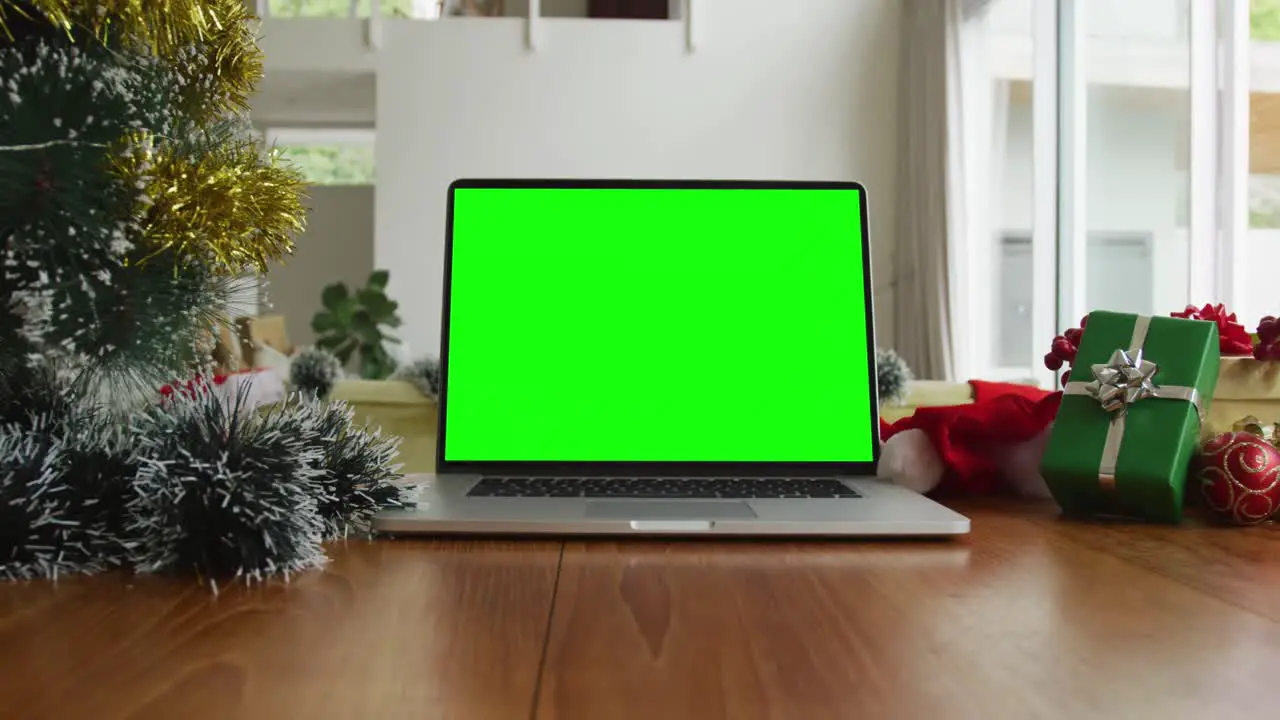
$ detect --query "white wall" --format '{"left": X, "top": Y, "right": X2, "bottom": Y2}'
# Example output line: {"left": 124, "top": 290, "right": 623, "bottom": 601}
{"left": 263, "top": 185, "right": 375, "bottom": 349}
{"left": 258, "top": 19, "right": 376, "bottom": 72}
{"left": 255, "top": 20, "right": 375, "bottom": 127}
{"left": 376, "top": 0, "right": 903, "bottom": 357}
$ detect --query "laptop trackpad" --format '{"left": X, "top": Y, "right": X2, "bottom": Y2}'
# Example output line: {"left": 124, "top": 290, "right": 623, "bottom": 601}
{"left": 585, "top": 500, "right": 756, "bottom": 520}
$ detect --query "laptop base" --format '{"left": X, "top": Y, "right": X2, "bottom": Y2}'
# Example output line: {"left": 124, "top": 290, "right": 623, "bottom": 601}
{"left": 373, "top": 474, "right": 970, "bottom": 537}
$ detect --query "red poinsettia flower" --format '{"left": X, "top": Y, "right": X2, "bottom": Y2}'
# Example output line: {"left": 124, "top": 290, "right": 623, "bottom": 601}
{"left": 1171, "top": 303, "right": 1254, "bottom": 356}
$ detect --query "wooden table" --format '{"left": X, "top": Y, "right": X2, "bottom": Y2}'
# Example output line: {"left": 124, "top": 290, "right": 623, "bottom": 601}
{"left": 4, "top": 499, "right": 1280, "bottom": 719}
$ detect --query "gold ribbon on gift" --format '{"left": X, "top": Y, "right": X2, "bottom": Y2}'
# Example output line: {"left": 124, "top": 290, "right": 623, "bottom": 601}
{"left": 1062, "top": 315, "right": 1205, "bottom": 493}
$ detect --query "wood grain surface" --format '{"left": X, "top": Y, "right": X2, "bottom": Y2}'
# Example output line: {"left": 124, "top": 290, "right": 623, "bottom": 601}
{"left": 540, "top": 503, "right": 1280, "bottom": 719}
{"left": 0, "top": 539, "right": 562, "bottom": 720}
{"left": 4, "top": 501, "right": 1280, "bottom": 719}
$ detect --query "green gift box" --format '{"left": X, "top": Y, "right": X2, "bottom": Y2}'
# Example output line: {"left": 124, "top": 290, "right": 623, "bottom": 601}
{"left": 1040, "top": 310, "right": 1220, "bottom": 523}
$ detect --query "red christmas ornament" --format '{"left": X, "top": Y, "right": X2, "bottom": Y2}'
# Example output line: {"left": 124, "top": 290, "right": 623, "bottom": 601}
{"left": 1193, "top": 432, "right": 1280, "bottom": 525}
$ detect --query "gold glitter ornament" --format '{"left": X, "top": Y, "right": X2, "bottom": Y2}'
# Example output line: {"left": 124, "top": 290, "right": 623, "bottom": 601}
{"left": 114, "top": 131, "right": 308, "bottom": 275}
{"left": 0, "top": 0, "right": 263, "bottom": 118}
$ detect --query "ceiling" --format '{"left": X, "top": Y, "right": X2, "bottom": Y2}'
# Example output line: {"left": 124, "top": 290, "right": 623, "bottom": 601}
{"left": 250, "top": 70, "right": 375, "bottom": 128}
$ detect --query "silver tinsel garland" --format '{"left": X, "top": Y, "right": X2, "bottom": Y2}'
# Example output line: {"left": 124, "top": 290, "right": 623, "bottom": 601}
{"left": 0, "top": 377, "right": 412, "bottom": 587}
{"left": 0, "top": 425, "right": 98, "bottom": 580}
{"left": 126, "top": 392, "right": 330, "bottom": 586}
{"left": 298, "top": 400, "right": 408, "bottom": 539}
{"left": 391, "top": 355, "right": 441, "bottom": 399}
{"left": 0, "top": 414, "right": 137, "bottom": 580}
{"left": 290, "top": 346, "right": 344, "bottom": 399}
{"left": 876, "top": 348, "right": 913, "bottom": 406}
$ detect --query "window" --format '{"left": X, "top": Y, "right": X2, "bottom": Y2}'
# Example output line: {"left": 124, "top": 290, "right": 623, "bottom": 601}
{"left": 1246, "top": 0, "right": 1280, "bottom": 326}
{"left": 959, "top": 0, "right": 1055, "bottom": 382}
{"left": 1078, "top": 0, "right": 1191, "bottom": 322}
{"left": 959, "top": 0, "right": 1260, "bottom": 384}
{"left": 267, "top": 128, "right": 376, "bottom": 185}
{"left": 997, "top": 233, "right": 1154, "bottom": 368}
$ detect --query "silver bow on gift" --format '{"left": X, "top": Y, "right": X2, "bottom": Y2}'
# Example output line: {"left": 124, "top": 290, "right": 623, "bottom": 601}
{"left": 1063, "top": 315, "right": 1205, "bottom": 493}
{"left": 1085, "top": 349, "right": 1159, "bottom": 414}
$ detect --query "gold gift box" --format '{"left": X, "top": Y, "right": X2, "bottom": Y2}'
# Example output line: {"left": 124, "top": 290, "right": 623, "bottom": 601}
{"left": 879, "top": 357, "right": 1280, "bottom": 437}
{"left": 1205, "top": 357, "right": 1280, "bottom": 436}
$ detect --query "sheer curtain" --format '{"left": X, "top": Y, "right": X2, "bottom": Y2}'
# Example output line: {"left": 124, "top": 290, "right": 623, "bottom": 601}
{"left": 892, "top": 0, "right": 995, "bottom": 380}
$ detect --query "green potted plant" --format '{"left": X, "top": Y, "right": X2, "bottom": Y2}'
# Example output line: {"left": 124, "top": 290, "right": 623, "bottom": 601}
{"left": 312, "top": 270, "right": 402, "bottom": 379}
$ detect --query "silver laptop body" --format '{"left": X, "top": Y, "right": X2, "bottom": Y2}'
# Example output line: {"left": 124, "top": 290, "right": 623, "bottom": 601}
{"left": 374, "top": 179, "right": 970, "bottom": 537}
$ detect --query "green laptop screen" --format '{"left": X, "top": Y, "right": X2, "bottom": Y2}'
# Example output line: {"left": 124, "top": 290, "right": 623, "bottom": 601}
{"left": 443, "top": 186, "right": 875, "bottom": 462}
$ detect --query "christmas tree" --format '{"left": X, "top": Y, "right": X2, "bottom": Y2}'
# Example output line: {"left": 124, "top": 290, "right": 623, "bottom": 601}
{"left": 0, "top": 1, "right": 408, "bottom": 585}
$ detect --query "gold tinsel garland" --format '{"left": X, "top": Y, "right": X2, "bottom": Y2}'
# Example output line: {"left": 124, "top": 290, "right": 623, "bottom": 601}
{"left": 0, "top": 0, "right": 264, "bottom": 119}
{"left": 1, "top": 1, "right": 306, "bottom": 274}
{"left": 112, "top": 132, "right": 308, "bottom": 275}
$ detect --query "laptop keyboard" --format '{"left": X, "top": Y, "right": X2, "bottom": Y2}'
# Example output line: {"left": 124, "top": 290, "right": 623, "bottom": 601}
{"left": 467, "top": 477, "right": 861, "bottom": 499}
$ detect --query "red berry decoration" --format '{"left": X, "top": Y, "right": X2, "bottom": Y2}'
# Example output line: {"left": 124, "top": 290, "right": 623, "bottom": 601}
{"left": 1042, "top": 324, "right": 1085, "bottom": 378}
{"left": 1051, "top": 337, "right": 1077, "bottom": 363}
{"left": 1193, "top": 432, "right": 1280, "bottom": 525}
{"left": 1258, "top": 315, "right": 1279, "bottom": 344}
{"left": 1256, "top": 338, "right": 1280, "bottom": 361}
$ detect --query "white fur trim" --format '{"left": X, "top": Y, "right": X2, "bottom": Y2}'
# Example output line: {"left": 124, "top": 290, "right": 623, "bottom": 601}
{"left": 997, "top": 426, "right": 1054, "bottom": 500}
{"left": 878, "top": 429, "right": 944, "bottom": 494}
{"left": 209, "top": 369, "right": 286, "bottom": 412}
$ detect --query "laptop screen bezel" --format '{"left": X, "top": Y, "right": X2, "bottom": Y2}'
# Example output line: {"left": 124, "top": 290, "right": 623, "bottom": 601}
{"left": 435, "top": 178, "right": 881, "bottom": 477}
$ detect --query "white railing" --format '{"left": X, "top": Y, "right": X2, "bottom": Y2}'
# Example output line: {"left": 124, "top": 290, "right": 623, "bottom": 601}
{"left": 254, "top": 0, "right": 688, "bottom": 24}
{"left": 256, "top": 1, "right": 367, "bottom": 17}
{"left": 256, "top": 0, "right": 697, "bottom": 52}
{"left": 256, "top": 0, "right": 438, "bottom": 19}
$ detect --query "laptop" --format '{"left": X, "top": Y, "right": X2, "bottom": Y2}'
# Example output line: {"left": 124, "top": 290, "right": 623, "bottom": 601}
{"left": 373, "top": 179, "right": 969, "bottom": 537}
